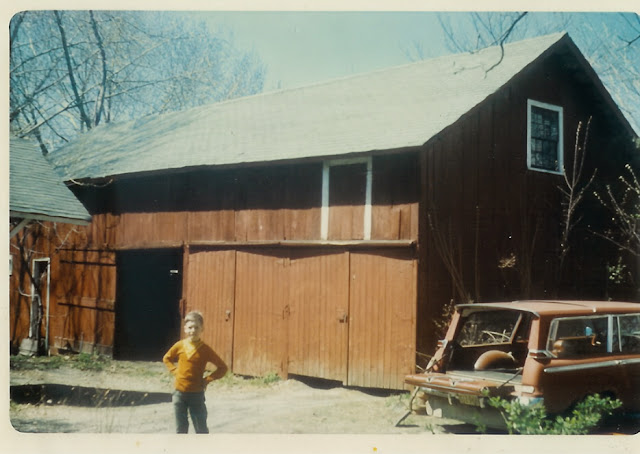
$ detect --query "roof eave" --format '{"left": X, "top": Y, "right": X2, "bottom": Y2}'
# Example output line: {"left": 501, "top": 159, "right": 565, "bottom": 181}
{"left": 555, "top": 34, "right": 638, "bottom": 139}
{"left": 10, "top": 210, "right": 91, "bottom": 226}
{"left": 65, "top": 144, "right": 424, "bottom": 183}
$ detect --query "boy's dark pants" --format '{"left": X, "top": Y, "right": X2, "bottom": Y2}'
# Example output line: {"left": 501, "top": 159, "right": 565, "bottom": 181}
{"left": 172, "top": 390, "right": 208, "bottom": 433}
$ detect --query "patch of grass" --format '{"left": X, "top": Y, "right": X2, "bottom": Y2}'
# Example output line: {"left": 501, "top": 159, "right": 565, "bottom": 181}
{"left": 385, "top": 392, "right": 410, "bottom": 408}
{"left": 108, "top": 361, "right": 163, "bottom": 378}
{"left": 9, "top": 400, "right": 23, "bottom": 413}
{"left": 259, "top": 372, "right": 282, "bottom": 385}
{"left": 69, "top": 353, "right": 111, "bottom": 372}
{"left": 10, "top": 355, "right": 65, "bottom": 371}
{"left": 129, "top": 367, "right": 162, "bottom": 378}
{"left": 213, "top": 371, "right": 282, "bottom": 388}
{"left": 10, "top": 353, "right": 112, "bottom": 372}
{"left": 213, "top": 372, "right": 245, "bottom": 387}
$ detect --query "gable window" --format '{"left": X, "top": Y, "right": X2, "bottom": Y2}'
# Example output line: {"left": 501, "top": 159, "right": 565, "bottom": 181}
{"left": 321, "top": 157, "right": 372, "bottom": 240}
{"left": 527, "top": 99, "right": 563, "bottom": 174}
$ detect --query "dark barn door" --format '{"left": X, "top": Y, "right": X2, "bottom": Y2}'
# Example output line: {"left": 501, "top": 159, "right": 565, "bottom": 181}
{"left": 114, "top": 249, "right": 182, "bottom": 360}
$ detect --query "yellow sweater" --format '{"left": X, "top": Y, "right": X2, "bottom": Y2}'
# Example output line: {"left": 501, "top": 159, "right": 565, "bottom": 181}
{"left": 163, "top": 339, "right": 228, "bottom": 392}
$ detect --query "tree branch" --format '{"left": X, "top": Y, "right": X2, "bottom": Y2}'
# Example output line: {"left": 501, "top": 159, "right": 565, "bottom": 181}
{"left": 54, "top": 10, "right": 93, "bottom": 131}
{"left": 485, "top": 12, "right": 528, "bottom": 74}
{"left": 89, "top": 11, "right": 108, "bottom": 126}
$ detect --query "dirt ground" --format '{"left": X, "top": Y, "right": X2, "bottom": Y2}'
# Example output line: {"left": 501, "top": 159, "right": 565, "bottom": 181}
{"left": 9, "top": 358, "right": 472, "bottom": 435}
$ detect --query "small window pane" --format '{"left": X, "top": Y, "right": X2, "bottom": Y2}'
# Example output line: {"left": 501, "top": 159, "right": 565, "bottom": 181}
{"left": 618, "top": 314, "right": 640, "bottom": 353}
{"left": 457, "top": 310, "right": 523, "bottom": 346}
{"left": 529, "top": 105, "right": 561, "bottom": 172}
{"left": 547, "top": 316, "right": 609, "bottom": 358}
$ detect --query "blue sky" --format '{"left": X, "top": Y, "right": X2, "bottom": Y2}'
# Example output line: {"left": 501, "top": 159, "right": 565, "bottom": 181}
{"left": 191, "top": 11, "right": 449, "bottom": 91}
{"left": 180, "top": 10, "right": 640, "bottom": 132}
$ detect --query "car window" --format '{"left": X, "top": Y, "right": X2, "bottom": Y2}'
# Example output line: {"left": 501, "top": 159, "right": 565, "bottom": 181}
{"left": 547, "top": 316, "right": 609, "bottom": 358}
{"left": 618, "top": 314, "right": 640, "bottom": 354}
{"left": 457, "top": 310, "right": 524, "bottom": 346}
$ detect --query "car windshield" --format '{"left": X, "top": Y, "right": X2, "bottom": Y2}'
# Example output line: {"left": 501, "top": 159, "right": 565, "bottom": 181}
{"left": 457, "top": 309, "right": 526, "bottom": 346}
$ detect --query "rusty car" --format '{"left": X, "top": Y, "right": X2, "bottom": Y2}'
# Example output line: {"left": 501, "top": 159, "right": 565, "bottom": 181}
{"left": 404, "top": 300, "right": 640, "bottom": 429}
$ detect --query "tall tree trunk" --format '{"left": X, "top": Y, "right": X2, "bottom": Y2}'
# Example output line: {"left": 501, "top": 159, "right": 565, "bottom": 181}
{"left": 89, "top": 10, "right": 108, "bottom": 126}
{"left": 54, "top": 10, "right": 93, "bottom": 131}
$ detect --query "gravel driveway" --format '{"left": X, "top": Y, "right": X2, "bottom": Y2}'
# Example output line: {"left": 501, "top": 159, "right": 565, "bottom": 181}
{"left": 9, "top": 357, "right": 470, "bottom": 434}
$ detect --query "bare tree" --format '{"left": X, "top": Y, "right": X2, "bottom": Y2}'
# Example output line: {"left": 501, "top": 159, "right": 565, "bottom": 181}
{"left": 558, "top": 118, "right": 597, "bottom": 276}
{"left": 595, "top": 165, "right": 640, "bottom": 258}
{"left": 435, "top": 12, "right": 640, "bottom": 132}
{"left": 619, "top": 13, "right": 640, "bottom": 47}
{"left": 426, "top": 209, "right": 473, "bottom": 304}
{"left": 10, "top": 10, "right": 266, "bottom": 154}
{"left": 426, "top": 13, "right": 640, "bottom": 300}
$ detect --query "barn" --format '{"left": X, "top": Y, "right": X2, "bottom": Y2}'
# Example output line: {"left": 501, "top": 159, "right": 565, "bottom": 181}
{"left": 9, "top": 136, "right": 92, "bottom": 355}
{"left": 9, "top": 32, "right": 638, "bottom": 389}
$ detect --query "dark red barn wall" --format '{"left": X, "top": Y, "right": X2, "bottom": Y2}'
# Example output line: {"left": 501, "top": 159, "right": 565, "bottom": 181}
{"left": 415, "top": 51, "right": 636, "bottom": 358}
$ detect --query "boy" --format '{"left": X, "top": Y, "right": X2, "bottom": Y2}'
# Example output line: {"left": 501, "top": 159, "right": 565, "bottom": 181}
{"left": 163, "top": 310, "right": 228, "bottom": 434}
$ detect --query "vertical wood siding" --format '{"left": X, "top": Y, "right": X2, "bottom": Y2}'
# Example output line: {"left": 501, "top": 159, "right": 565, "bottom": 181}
{"left": 283, "top": 165, "right": 323, "bottom": 240}
{"left": 185, "top": 249, "right": 236, "bottom": 368}
{"left": 9, "top": 222, "right": 117, "bottom": 354}
{"left": 87, "top": 157, "right": 417, "bottom": 247}
{"left": 55, "top": 249, "right": 116, "bottom": 352}
{"left": 287, "top": 250, "right": 349, "bottom": 382}
{"left": 328, "top": 163, "right": 367, "bottom": 240}
{"left": 189, "top": 247, "right": 416, "bottom": 388}
{"left": 372, "top": 154, "right": 420, "bottom": 240}
{"left": 188, "top": 210, "right": 236, "bottom": 242}
{"left": 9, "top": 228, "right": 43, "bottom": 347}
{"left": 415, "top": 54, "right": 632, "bottom": 357}
{"left": 233, "top": 250, "right": 289, "bottom": 377}
{"left": 347, "top": 249, "right": 417, "bottom": 389}
{"left": 117, "top": 212, "right": 187, "bottom": 246}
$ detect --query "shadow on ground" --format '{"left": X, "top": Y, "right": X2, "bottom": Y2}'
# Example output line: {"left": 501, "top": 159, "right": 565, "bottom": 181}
{"left": 10, "top": 384, "right": 172, "bottom": 407}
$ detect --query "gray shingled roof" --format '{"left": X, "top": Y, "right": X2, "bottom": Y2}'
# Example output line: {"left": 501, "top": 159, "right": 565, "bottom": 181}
{"left": 10, "top": 137, "right": 91, "bottom": 224}
{"left": 47, "top": 32, "right": 634, "bottom": 181}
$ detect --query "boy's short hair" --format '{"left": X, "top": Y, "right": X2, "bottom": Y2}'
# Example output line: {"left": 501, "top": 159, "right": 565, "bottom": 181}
{"left": 184, "top": 311, "right": 204, "bottom": 327}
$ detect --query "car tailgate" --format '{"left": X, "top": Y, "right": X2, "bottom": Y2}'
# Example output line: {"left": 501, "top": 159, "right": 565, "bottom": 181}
{"left": 405, "top": 372, "right": 516, "bottom": 400}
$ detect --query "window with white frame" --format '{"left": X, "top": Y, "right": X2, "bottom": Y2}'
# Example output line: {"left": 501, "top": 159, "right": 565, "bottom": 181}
{"left": 527, "top": 99, "right": 563, "bottom": 174}
{"left": 321, "top": 157, "right": 372, "bottom": 240}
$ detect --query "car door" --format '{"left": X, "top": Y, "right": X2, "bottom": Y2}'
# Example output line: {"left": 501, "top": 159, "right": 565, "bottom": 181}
{"left": 541, "top": 315, "right": 621, "bottom": 414}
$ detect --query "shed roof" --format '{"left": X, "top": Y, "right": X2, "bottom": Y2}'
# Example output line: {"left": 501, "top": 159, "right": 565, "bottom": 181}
{"left": 10, "top": 137, "right": 91, "bottom": 225}
{"left": 48, "top": 32, "right": 635, "bottom": 181}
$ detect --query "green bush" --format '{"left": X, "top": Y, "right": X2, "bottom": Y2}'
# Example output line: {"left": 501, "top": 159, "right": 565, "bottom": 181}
{"left": 486, "top": 394, "right": 622, "bottom": 434}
